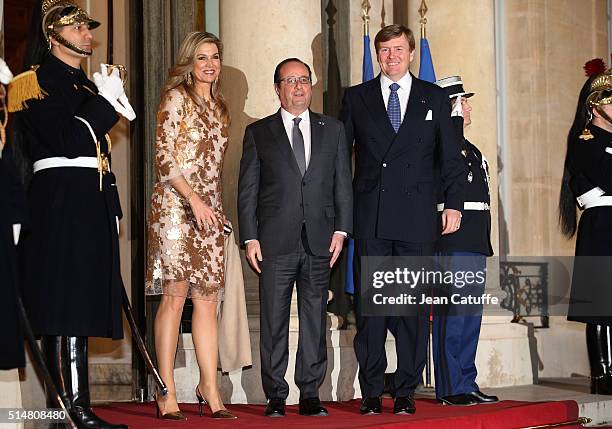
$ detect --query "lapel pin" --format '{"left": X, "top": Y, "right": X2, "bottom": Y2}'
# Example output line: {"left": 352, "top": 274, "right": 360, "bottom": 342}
{"left": 318, "top": 120, "right": 325, "bottom": 126}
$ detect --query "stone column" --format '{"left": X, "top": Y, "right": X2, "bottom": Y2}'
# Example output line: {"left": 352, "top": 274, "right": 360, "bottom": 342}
{"left": 502, "top": 0, "right": 608, "bottom": 256}
{"left": 219, "top": 0, "right": 323, "bottom": 317}
{"left": 404, "top": 0, "right": 534, "bottom": 388}
{"left": 500, "top": 0, "right": 608, "bottom": 382}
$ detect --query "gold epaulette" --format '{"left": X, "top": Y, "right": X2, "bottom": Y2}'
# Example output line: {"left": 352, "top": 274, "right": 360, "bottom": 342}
{"left": 8, "top": 65, "right": 47, "bottom": 112}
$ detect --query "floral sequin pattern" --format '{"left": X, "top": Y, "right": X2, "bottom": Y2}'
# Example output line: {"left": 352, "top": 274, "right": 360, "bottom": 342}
{"left": 145, "top": 87, "right": 228, "bottom": 301}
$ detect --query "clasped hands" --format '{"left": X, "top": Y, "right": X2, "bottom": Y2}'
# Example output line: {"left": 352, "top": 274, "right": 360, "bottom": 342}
{"left": 93, "top": 64, "right": 136, "bottom": 121}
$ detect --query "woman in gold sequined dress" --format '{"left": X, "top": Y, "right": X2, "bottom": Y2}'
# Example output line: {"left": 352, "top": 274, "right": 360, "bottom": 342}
{"left": 145, "top": 31, "right": 235, "bottom": 420}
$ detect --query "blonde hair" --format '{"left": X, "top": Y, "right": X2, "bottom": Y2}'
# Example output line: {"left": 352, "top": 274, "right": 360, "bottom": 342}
{"left": 162, "top": 31, "right": 230, "bottom": 126}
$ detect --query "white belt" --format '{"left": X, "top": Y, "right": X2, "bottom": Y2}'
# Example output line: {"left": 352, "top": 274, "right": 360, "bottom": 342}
{"left": 437, "top": 202, "right": 490, "bottom": 212}
{"left": 577, "top": 187, "right": 612, "bottom": 209}
{"left": 33, "top": 157, "right": 99, "bottom": 173}
{"left": 32, "top": 156, "right": 121, "bottom": 234}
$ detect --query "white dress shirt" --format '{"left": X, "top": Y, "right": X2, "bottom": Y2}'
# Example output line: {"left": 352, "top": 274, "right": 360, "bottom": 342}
{"left": 280, "top": 108, "right": 311, "bottom": 167}
{"left": 380, "top": 71, "right": 412, "bottom": 123}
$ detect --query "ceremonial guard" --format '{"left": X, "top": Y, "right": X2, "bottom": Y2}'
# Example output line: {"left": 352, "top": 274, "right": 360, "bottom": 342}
{"left": 561, "top": 59, "right": 612, "bottom": 395}
{"left": 11, "top": 1, "right": 134, "bottom": 427}
{"left": 0, "top": 58, "right": 27, "bottom": 371}
{"left": 432, "top": 76, "right": 498, "bottom": 406}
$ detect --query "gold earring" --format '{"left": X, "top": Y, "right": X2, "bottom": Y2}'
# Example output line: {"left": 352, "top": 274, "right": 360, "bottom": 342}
{"left": 186, "top": 73, "right": 193, "bottom": 85}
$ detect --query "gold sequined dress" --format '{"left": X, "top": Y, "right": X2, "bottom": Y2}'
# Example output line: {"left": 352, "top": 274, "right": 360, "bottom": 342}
{"left": 145, "top": 87, "right": 228, "bottom": 301}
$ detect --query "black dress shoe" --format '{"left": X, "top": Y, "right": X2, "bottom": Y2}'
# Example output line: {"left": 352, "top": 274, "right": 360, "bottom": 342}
{"left": 298, "top": 398, "right": 328, "bottom": 416}
{"left": 264, "top": 398, "right": 285, "bottom": 417}
{"left": 393, "top": 396, "right": 416, "bottom": 414}
{"left": 468, "top": 390, "right": 499, "bottom": 403}
{"left": 439, "top": 393, "right": 477, "bottom": 406}
{"left": 359, "top": 397, "right": 382, "bottom": 415}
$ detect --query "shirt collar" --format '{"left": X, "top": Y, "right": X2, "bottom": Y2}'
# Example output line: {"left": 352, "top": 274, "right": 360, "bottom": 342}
{"left": 380, "top": 71, "right": 412, "bottom": 91}
{"left": 280, "top": 107, "right": 310, "bottom": 123}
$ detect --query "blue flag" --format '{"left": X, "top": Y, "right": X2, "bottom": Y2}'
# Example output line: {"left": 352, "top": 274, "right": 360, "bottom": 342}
{"left": 418, "top": 37, "right": 436, "bottom": 83}
{"left": 362, "top": 35, "right": 374, "bottom": 81}
{"left": 345, "top": 35, "right": 375, "bottom": 295}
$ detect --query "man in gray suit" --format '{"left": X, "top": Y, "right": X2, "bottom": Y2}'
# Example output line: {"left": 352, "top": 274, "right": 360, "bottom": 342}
{"left": 238, "top": 58, "right": 352, "bottom": 417}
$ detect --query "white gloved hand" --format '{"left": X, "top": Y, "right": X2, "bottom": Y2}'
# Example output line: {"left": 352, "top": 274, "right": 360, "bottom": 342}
{"left": 93, "top": 64, "right": 136, "bottom": 121}
{"left": 116, "top": 92, "right": 136, "bottom": 121}
{"left": 13, "top": 224, "right": 21, "bottom": 246}
{"left": 0, "top": 58, "right": 13, "bottom": 85}
{"left": 451, "top": 95, "right": 463, "bottom": 117}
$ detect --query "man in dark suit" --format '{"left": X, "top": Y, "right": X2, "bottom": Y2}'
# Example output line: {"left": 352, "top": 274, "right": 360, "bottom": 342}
{"left": 340, "top": 24, "right": 466, "bottom": 415}
{"left": 238, "top": 58, "right": 352, "bottom": 417}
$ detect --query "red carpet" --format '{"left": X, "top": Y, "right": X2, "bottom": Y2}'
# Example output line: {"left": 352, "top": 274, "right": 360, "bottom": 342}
{"left": 93, "top": 398, "right": 580, "bottom": 429}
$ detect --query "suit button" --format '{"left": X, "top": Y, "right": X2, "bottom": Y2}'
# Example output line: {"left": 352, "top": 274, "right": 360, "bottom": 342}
{"left": 382, "top": 163, "right": 387, "bottom": 167}
{"left": 302, "top": 182, "right": 306, "bottom": 186}
{"left": 300, "top": 204, "right": 303, "bottom": 208}
{"left": 381, "top": 188, "right": 386, "bottom": 192}
{"left": 406, "top": 163, "right": 411, "bottom": 168}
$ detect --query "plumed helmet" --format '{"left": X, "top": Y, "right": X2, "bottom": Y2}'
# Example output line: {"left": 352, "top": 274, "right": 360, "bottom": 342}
{"left": 41, "top": 0, "right": 100, "bottom": 42}
{"left": 587, "top": 68, "right": 612, "bottom": 110}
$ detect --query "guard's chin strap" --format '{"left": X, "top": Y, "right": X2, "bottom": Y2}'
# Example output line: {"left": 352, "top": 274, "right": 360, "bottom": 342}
{"left": 596, "top": 105, "right": 612, "bottom": 127}
{"left": 49, "top": 30, "right": 92, "bottom": 57}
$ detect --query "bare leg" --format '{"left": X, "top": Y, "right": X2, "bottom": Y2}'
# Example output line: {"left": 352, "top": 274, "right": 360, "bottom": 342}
{"left": 192, "top": 298, "right": 226, "bottom": 412}
{"left": 154, "top": 290, "right": 187, "bottom": 414}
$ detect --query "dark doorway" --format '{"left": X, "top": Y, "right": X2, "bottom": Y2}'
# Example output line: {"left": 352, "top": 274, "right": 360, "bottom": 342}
{"left": 4, "top": 0, "right": 37, "bottom": 73}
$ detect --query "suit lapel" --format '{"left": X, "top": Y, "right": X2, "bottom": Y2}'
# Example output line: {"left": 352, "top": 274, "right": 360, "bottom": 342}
{"left": 304, "top": 111, "right": 323, "bottom": 179}
{"left": 267, "top": 110, "right": 302, "bottom": 177}
{"left": 361, "top": 76, "right": 396, "bottom": 148}
{"left": 383, "top": 75, "right": 428, "bottom": 160}
{"left": 397, "top": 75, "right": 427, "bottom": 138}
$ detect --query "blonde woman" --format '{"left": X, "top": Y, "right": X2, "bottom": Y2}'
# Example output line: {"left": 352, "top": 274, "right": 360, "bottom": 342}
{"left": 145, "top": 31, "right": 235, "bottom": 420}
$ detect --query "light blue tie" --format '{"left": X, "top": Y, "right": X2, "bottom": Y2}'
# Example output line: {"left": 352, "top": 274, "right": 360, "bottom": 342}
{"left": 387, "top": 82, "right": 401, "bottom": 133}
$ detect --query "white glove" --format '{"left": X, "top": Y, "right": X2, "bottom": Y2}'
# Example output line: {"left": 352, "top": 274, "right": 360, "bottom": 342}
{"left": 93, "top": 64, "right": 136, "bottom": 121}
{"left": 451, "top": 95, "right": 463, "bottom": 117}
{"left": 13, "top": 224, "right": 21, "bottom": 246}
{"left": 0, "top": 58, "right": 13, "bottom": 85}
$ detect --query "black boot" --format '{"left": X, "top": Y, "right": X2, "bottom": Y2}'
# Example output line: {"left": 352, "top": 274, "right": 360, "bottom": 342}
{"left": 65, "top": 337, "right": 128, "bottom": 429}
{"left": 587, "top": 324, "right": 612, "bottom": 395}
{"left": 42, "top": 336, "right": 73, "bottom": 429}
